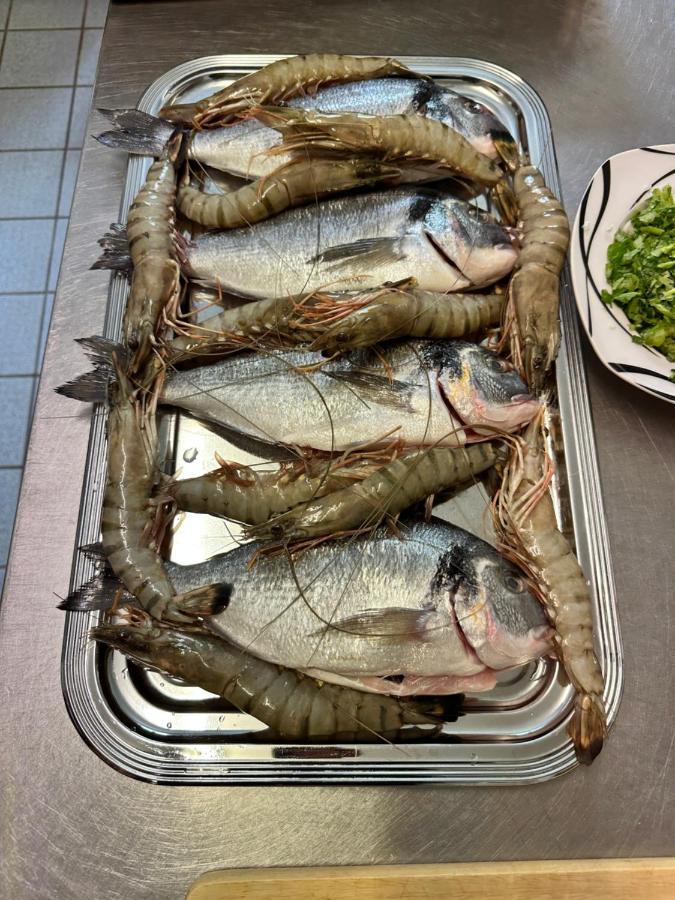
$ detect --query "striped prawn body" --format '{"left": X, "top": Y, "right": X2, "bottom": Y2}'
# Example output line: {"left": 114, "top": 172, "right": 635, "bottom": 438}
{"left": 249, "top": 443, "right": 502, "bottom": 542}
{"left": 124, "top": 140, "right": 181, "bottom": 369}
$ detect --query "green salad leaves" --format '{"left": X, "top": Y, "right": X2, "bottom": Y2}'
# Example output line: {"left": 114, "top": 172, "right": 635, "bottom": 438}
{"left": 601, "top": 184, "right": 675, "bottom": 364}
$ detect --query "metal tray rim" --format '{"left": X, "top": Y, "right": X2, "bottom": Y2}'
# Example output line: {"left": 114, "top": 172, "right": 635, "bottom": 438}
{"left": 61, "top": 54, "right": 623, "bottom": 785}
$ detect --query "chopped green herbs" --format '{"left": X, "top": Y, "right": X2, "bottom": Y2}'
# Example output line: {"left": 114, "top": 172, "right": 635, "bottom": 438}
{"left": 601, "top": 185, "right": 675, "bottom": 362}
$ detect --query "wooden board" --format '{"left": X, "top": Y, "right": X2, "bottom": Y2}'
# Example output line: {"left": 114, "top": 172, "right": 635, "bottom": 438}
{"left": 188, "top": 859, "right": 675, "bottom": 899}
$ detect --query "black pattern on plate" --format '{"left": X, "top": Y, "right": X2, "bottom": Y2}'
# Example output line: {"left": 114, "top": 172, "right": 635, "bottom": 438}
{"left": 631, "top": 165, "right": 675, "bottom": 209}
{"left": 609, "top": 362, "right": 674, "bottom": 384}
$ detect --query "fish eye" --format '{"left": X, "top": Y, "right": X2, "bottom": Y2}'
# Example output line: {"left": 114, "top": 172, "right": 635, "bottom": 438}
{"left": 463, "top": 99, "right": 485, "bottom": 113}
{"left": 487, "top": 356, "right": 507, "bottom": 372}
{"left": 504, "top": 574, "right": 525, "bottom": 593}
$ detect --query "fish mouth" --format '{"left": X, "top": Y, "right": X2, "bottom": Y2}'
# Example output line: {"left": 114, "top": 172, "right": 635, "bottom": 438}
{"left": 455, "top": 585, "right": 554, "bottom": 671}
{"left": 424, "top": 231, "right": 468, "bottom": 284}
{"left": 437, "top": 378, "right": 539, "bottom": 438}
{"left": 425, "top": 231, "right": 517, "bottom": 287}
{"left": 501, "top": 394, "right": 541, "bottom": 428}
{"left": 453, "top": 605, "right": 485, "bottom": 669}
{"left": 469, "top": 393, "right": 540, "bottom": 434}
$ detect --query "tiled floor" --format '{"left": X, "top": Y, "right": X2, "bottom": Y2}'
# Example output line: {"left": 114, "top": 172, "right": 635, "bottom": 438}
{"left": 0, "top": 0, "right": 108, "bottom": 595}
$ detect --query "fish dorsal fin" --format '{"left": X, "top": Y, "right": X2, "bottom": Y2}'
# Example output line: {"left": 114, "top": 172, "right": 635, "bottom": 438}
{"left": 309, "top": 236, "right": 405, "bottom": 268}
{"left": 324, "top": 607, "right": 437, "bottom": 642}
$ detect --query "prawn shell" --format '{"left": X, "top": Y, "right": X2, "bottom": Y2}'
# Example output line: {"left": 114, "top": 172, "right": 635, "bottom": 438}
{"left": 168, "top": 289, "right": 504, "bottom": 361}
{"left": 176, "top": 158, "right": 403, "bottom": 229}
{"left": 506, "top": 161, "right": 570, "bottom": 391}
{"left": 91, "top": 619, "right": 456, "bottom": 741}
{"left": 260, "top": 106, "right": 504, "bottom": 187}
{"left": 248, "top": 443, "right": 500, "bottom": 542}
{"left": 170, "top": 456, "right": 379, "bottom": 524}
{"left": 123, "top": 149, "right": 180, "bottom": 369}
{"left": 162, "top": 54, "right": 422, "bottom": 126}
{"left": 493, "top": 412, "right": 606, "bottom": 763}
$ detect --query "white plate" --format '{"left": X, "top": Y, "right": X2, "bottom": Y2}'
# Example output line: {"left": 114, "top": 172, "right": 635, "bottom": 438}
{"left": 570, "top": 143, "right": 675, "bottom": 403}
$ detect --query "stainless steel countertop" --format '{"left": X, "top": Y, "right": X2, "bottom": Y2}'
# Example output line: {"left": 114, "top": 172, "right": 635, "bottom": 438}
{"left": 1, "top": 2, "right": 673, "bottom": 897}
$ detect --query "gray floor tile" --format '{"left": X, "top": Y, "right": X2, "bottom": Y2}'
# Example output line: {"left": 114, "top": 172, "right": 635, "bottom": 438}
{"left": 48, "top": 218, "right": 68, "bottom": 291}
{"left": 0, "top": 469, "right": 21, "bottom": 565}
{"left": 58, "top": 149, "right": 80, "bottom": 216}
{"left": 0, "top": 377, "right": 36, "bottom": 466}
{"left": 0, "top": 150, "right": 63, "bottom": 217}
{"left": 0, "top": 219, "right": 54, "bottom": 292}
{"left": 85, "top": 0, "right": 109, "bottom": 28}
{"left": 0, "top": 29, "right": 80, "bottom": 87}
{"left": 77, "top": 28, "right": 102, "bottom": 85}
{"left": 0, "top": 294, "right": 44, "bottom": 374}
{"left": 9, "top": 0, "right": 85, "bottom": 29}
{"left": 0, "top": 0, "right": 10, "bottom": 29}
{"left": 0, "top": 87, "right": 71, "bottom": 150}
{"left": 38, "top": 292, "right": 54, "bottom": 364}
{"left": 68, "top": 85, "right": 93, "bottom": 148}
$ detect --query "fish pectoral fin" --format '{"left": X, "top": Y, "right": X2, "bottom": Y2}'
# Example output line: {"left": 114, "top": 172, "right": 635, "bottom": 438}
{"left": 325, "top": 369, "right": 415, "bottom": 412}
{"left": 326, "top": 607, "right": 437, "bottom": 642}
{"left": 309, "top": 237, "right": 405, "bottom": 268}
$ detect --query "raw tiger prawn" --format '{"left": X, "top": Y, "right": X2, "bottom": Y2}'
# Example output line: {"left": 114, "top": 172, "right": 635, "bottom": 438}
{"left": 160, "top": 53, "right": 424, "bottom": 127}
{"left": 176, "top": 157, "right": 405, "bottom": 228}
{"left": 91, "top": 356, "right": 227, "bottom": 623}
{"left": 254, "top": 105, "right": 505, "bottom": 187}
{"left": 120, "top": 133, "right": 182, "bottom": 374}
{"left": 166, "top": 452, "right": 385, "bottom": 524}
{"left": 173, "top": 106, "right": 506, "bottom": 229}
{"left": 504, "top": 159, "right": 570, "bottom": 392}
{"left": 167, "top": 285, "right": 505, "bottom": 361}
{"left": 493, "top": 406, "right": 607, "bottom": 763}
{"left": 92, "top": 608, "right": 461, "bottom": 741}
{"left": 247, "top": 442, "right": 503, "bottom": 543}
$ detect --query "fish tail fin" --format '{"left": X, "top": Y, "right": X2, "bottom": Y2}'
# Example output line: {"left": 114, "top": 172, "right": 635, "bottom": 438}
{"left": 77, "top": 334, "right": 126, "bottom": 366}
{"left": 95, "top": 108, "right": 178, "bottom": 157}
{"left": 79, "top": 540, "right": 105, "bottom": 561}
{"left": 91, "top": 222, "right": 131, "bottom": 274}
{"left": 55, "top": 336, "right": 125, "bottom": 403}
{"left": 58, "top": 569, "right": 134, "bottom": 612}
{"left": 55, "top": 367, "right": 111, "bottom": 403}
{"left": 58, "top": 544, "right": 133, "bottom": 612}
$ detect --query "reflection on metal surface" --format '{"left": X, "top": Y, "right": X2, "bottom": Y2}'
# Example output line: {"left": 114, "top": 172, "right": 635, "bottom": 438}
{"left": 61, "top": 55, "right": 622, "bottom": 785}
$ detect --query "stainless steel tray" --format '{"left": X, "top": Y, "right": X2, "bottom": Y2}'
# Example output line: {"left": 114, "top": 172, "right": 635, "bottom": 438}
{"left": 61, "top": 55, "right": 623, "bottom": 784}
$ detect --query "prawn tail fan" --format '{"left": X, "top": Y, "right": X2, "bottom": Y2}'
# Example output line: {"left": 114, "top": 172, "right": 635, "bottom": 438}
{"left": 568, "top": 693, "right": 607, "bottom": 765}
{"left": 170, "top": 583, "right": 232, "bottom": 618}
{"left": 400, "top": 693, "right": 464, "bottom": 725}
